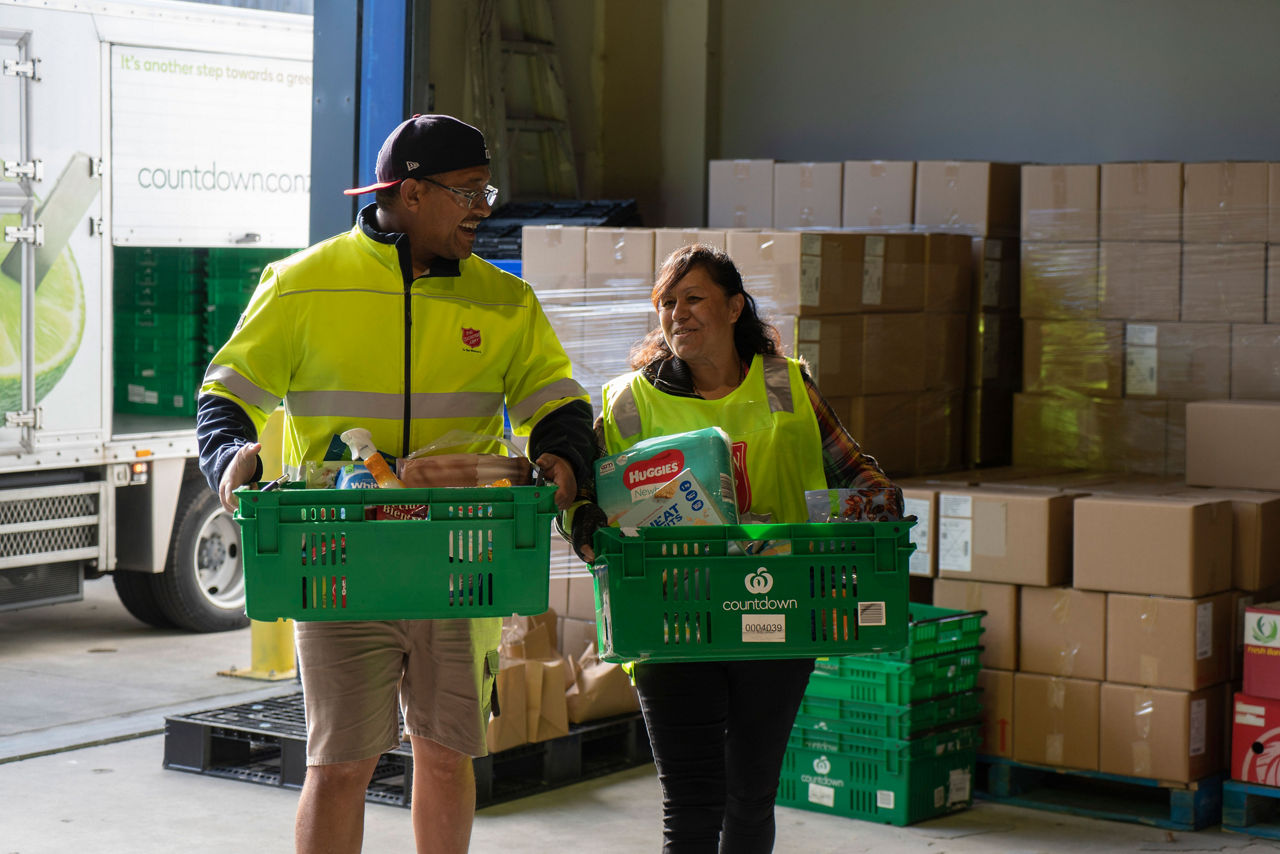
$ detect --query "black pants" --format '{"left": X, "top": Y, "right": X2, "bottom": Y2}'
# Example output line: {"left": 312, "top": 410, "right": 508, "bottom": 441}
{"left": 633, "top": 657, "right": 816, "bottom": 854}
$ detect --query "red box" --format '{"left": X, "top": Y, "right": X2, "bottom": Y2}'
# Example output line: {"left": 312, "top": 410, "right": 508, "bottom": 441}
{"left": 1244, "top": 601, "right": 1280, "bottom": 700}
{"left": 1232, "top": 692, "right": 1280, "bottom": 784}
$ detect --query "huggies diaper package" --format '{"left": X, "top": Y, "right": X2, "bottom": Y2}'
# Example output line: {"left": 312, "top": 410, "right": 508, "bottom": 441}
{"left": 595, "top": 427, "right": 738, "bottom": 527}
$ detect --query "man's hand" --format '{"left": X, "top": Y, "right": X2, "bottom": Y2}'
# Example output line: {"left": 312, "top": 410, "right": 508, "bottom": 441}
{"left": 219, "top": 442, "right": 262, "bottom": 513}
{"left": 534, "top": 452, "right": 577, "bottom": 511}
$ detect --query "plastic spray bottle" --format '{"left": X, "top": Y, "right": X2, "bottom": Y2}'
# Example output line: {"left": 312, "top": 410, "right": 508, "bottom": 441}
{"left": 339, "top": 428, "right": 405, "bottom": 488}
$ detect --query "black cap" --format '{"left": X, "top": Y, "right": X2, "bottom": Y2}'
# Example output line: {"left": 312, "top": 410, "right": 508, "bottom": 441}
{"left": 344, "top": 114, "right": 490, "bottom": 196}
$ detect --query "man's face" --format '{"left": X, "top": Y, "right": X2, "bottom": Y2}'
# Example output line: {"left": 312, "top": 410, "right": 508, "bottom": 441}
{"left": 402, "top": 165, "right": 493, "bottom": 262}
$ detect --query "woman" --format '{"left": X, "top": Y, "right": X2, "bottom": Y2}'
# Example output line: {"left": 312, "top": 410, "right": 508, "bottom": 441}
{"left": 570, "top": 244, "right": 899, "bottom": 853}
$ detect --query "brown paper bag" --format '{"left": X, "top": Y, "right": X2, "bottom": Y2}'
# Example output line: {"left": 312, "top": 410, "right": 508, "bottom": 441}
{"left": 398, "top": 453, "right": 532, "bottom": 487}
{"left": 501, "top": 611, "right": 559, "bottom": 661}
{"left": 525, "top": 658, "right": 570, "bottom": 742}
{"left": 486, "top": 660, "right": 528, "bottom": 753}
{"left": 566, "top": 643, "right": 640, "bottom": 724}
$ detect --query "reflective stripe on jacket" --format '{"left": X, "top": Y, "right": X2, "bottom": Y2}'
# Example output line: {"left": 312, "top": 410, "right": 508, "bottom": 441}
{"left": 600, "top": 354, "right": 826, "bottom": 524}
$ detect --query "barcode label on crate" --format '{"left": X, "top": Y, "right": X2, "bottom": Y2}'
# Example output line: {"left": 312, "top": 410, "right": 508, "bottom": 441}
{"left": 808, "top": 782, "right": 835, "bottom": 808}
{"left": 857, "top": 601, "right": 886, "bottom": 626}
{"left": 934, "top": 786, "right": 945, "bottom": 808}
{"left": 948, "top": 768, "right": 971, "bottom": 805}
{"left": 876, "top": 789, "right": 895, "bottom": 810}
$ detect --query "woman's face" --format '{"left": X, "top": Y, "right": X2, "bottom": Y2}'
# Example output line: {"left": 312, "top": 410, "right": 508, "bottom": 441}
{"left": 658, "top": 266, "right": 744, "bottom": 364}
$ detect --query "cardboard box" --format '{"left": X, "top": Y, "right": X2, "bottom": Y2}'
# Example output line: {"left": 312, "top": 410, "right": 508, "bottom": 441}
{"left": 1166, "top": 400, "right": 1187, "bottom": 478}
{"left": 1012, "top": 394, "right": 1169, "bottom": 476}
{"left": 935, "top": 487, "right": 1075, "bottom": 586}
{"left": 1270, "top": 245, "right": 1280, "bottom": 324}
{"left": 1231, "top": 324, "right": 1280, "bottom": 400}
{"left": 924, "top": 313, "right": 968, "bottom": 392}
{"left": 773, "top": 162, "right": 842, "bottom": 229}
{"left": 1073, "top": 495, "right": 1232, "bottom": 597}
{"left": 933, "top": 579, "right": 1018, "bottom": 670}
{"left": 1169, "top": 489, "right": 1280, "bottom": 591}
{"left": 1181, "top": 243, "right": 1266, "bottom": 323}
{"left": 1022, "top": 319, "right": 1124, "bottom": 399}
{"left": 1020, "top": 242, "right": 1099, "bottom": 319}
{"left": 583, "top": 228, "right": 657, "bottom": 404}
{"left": 1021, "top": 164, "right": 1100, "bottom": 242}
{"left": 1182, "top": 162, "right": 1269, "bottom": 243}
{"left": 965, "top": 384, "right": 1014, "bottom": 470}
{"left": 914, "top": 161, "right": 1021, "bottom": 236}
{"left": 1097, "top": 241, "right": 1181, "bottom": 321}
{"left": 1272, "top": 164, "right": 1280, "bottom": 244}
{"left": 1123, "top": 322, "right": 1230, "bottom": 400}
{"left": 1100, "top": 683, "right": 1227, "bottom": 783}
{"left": 1232, "top": 691, "right": 1280, "bottom": 783}
{"left": 900, "top": 486, "right": 937, "bottom": 577}
{"left": 1186, "top": 400, "right": 1280, "bottom": 491}
{"left": 1243, "top": 601, "right": 1280, "bottom": 700}
{"left": 1105, "top": 592, "right": 1233, "bottom": 690}
{"left": 969, "top": 310, "right": 1021, "bottom": 388}
{"left": 972, "top": 237, "right": 1021, "bottom": 312}
{"left": 842, "top": 160, "right": 915, "bottom": 228}
{"left": 1019, "top": 587, "right": 1107, "bottom": 680}
{"left": 1100, "top": 162, "right": 1183, "bottom": 241}
{"left": 915, "top": 391, "right": 966, "bottom": 476}
{"left": 725, "top": 230, "right": 803, "bottom": 317}
{"left": 795, "top": 313, "right": 929, "bottom": 396}
{"left": 707, "top": 159, "right": 774, "bottom": 228}
{"left": 923, "top": 233, "right": 974, "bottom": 313}
{"left": 828, "top": 391, "right": 964, "bottom": 479}
{"left": 798, "top": 232, "right": 927, "bottom": 315}
{"left": 653, "top": 228, "right": 726, "bottom": 276}
{"left": 566, "top": 573, "right": 595, "bottom": 621}
{"left": 522, "top": 226, "right": 588, "bottom": 356}
{"left": 1013, "top": 673, "right": 1101, "bottom": 770}
{"left": 977, "top": 669, "right": 1015, "bottom": 758}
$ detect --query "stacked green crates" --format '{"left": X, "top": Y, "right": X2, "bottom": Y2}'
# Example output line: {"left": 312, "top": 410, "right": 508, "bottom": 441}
{"left": 779, "top": 603, "right": 985, "bottom": 826}
{"left": 114, "top": 247, "right": 206, "bottom": 417}
{"left": 204, "top": 248, "right": 297, "bottom": 357}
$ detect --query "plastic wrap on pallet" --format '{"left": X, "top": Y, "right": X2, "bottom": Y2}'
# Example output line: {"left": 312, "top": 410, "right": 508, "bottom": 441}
{"left": 1182, "top": 162, "right": 1268, "bottom": 243}
{"left": 842, "top": 160, "right": 915, "bottom": 229}
{"left": 913, "top": 161, "right": 1021, "bottom": 236}
{"left": 1020, "top": 164, "right": 1100, "bottom": 242}
{"left": 1181, "top": 242, "right": 1266, "bottom": 322}
{"left": 653, "top": 228, "right": 727, "bottom": 276}
{"left": 972, "top": 236, "right": 1021, "bottom": 312}
{"left": 1012, "top": 393, "right": 1170, "bottom": 475}
{"left": 1099, "top": 682, "right": 1228, "bottom": 783}
{"left": 1123, "top": 322, "right": 1230, "bottom": 400}
{"left": 1022, "top": 319, "right": 1123, "bottom": 399}
{"left": 1100, "top": 162, "right": 1183, "bottom": 241}
{"left": 1098, "top": 240, "right": 1181, "bottom": 321}
{"left": 1020, "top": 241, "right": 1099, "bottom": 319}
{"left": 773, "top": 162, "right": 842, "bottom": 229}
{"left": 970, "top": 310, "right": 1022, "bottom": 389}
{"left": 581, "top": 228, "right": 657, "bottom": 411}
{"left": 825, "top": 391, "right": 964, "bottom": 480}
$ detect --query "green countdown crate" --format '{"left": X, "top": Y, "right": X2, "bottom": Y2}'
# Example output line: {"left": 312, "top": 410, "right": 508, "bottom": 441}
{"left": 877, "top": 603, "right": 986, "bottom": 662}
{"left": 793, "top": 689, "right": 983, "bottom": 741}
{"left": 589, "top": 520, "right": 914, "bottom": 663}
{"left": 778, "top": 724, "right": 980, "bottom": 826}
{"left": 235, "top": 482, "right": 557, "bottom": 621}
{"left": 808, "top": 647, "right": 982, "bottom": 704}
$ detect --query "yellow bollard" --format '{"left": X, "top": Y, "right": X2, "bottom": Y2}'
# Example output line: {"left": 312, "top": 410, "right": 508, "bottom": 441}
{"left": 220, "top": 408, "right": 297, "bottom": 682}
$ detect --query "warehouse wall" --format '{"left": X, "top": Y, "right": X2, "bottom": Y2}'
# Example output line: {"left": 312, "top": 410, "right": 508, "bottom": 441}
{"left": 716, "top": 0, "right": 1280, "bottom": 163}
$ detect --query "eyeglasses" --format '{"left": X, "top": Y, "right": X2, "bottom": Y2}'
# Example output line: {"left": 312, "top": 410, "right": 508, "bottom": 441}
{"left": 418, "top": 176, "right": 499, "bottom": 210}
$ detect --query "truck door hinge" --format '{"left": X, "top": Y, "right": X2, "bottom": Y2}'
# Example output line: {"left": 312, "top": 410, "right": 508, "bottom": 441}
{"left": 89, "top": 218, "right": 103, "bottom": 237}
{"left": 3, "top": 58, "right": 38, "bottom": 80}
{"left": 4, "top": 223, "right": 43, "bottom": 246}
{"left": 90, "top": 158, "right": 104, "bottom": 178}
{"left": 4, "top": 160, "right": 43, "bottom": 181}
{"left": 5, "top": 408, "right": 43, "bottom": 429}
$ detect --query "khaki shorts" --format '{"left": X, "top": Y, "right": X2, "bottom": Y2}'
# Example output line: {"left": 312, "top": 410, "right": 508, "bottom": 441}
{"left": 295, "top": 618, "right": 500, "bottom": 765}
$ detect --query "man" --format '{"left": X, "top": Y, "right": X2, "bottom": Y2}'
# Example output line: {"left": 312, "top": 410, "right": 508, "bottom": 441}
{"left": 196, "top": 114, "right": 595, "bottom": 853}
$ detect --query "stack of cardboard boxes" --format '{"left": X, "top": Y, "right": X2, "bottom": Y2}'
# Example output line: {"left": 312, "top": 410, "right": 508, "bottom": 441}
{"left": 900, "top": 467, "right": 1280, "bottom": 785}
{"left": 1014, "top": 162, "right": 1275, "bottom": 476}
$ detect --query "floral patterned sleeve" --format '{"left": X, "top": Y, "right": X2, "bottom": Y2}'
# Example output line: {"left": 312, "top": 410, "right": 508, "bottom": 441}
{"left": 803, "top": 369, "right": 902, "bottom": 520}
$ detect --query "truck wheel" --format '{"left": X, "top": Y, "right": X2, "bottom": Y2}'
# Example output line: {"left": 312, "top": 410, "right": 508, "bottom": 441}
{"left": 151, "top": 480, "right": 249, "bottom": 632}
{"left": 112, "top": 569, "right": 176, "bottom": 629}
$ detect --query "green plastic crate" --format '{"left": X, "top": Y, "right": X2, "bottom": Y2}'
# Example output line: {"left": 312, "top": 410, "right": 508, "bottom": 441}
{"left": 116, "top": 281, "right": 204, "bottom": 313}
{"left": 778, "top": 725, "right": 979, "bottom": 826}
{"left": 236, "top": 482, "right": 558, "bottom": 621}
{"left": 116, "top": 309, "right": 203, "bottom": 340}
{"left": 589, "top": 520, "right": 914, "bottom": 663}
{"left": 877, "top": 603, "right": 986, "bottom": 661}
{"left": 206, "top": 247, "right": 296, "bottom": 277}
{"left": 793, "top": 689, "right": 983, "bottom": 741}
{"left": 114, "top": 246, "right": 205, "bottom": 274}
{"left": 205, "top": 275, "right": 260, "bottom": 305}
{"left": 807, "top": 647, "right": 982, "bottom": 704}
{"left": 114, "top": 370, "right": 201, "bottom": 416}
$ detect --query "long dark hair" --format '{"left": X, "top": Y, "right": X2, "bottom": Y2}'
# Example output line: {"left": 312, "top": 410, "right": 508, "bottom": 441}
{"left": 629, "top": 244, "right": 782, "bottom": 370}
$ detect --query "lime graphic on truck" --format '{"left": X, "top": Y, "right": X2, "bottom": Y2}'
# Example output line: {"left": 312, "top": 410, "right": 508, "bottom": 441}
{"left": 0, "top": 212, "right": 86, "bottom": 414}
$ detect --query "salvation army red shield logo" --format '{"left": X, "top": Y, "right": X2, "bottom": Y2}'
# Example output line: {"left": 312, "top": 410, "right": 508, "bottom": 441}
{"left": 462, "top": 327, "right": 481, "bottom": 349}
{"left": 731, "top": 441, "right": 751, "bottom": 512}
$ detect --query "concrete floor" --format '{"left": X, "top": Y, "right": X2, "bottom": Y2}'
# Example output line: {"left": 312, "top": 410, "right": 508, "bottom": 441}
{"left": 2, "top": 579, "right": 1280, "bottom": 854}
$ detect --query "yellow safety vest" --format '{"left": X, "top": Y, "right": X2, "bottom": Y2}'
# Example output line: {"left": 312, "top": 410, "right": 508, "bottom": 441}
{"left": 601, "top": 354, "right": 826, "bottom": 524}
{"left": 201, "top": 222, "right": 589, "bottom": 477}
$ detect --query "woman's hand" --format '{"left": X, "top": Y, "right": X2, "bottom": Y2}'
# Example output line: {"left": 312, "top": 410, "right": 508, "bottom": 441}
{"left": 535, "top": 452, "right": 578, "bottom": 511}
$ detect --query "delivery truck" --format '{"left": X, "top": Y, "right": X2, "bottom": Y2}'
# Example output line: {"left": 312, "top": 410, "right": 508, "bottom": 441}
{"left": 0, "top": 0, "right": 311, "bottom": 630}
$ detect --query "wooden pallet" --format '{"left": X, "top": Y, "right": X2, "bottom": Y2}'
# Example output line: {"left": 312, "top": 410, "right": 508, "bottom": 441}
{"left": 162, "top": 692, "right": 652, "bottom": 808}
{"left": 976, "top": 755, "right": 1223, "bottom": 831}
{"left": 1222, "top": 779, "right": 1280, "bottom": 840}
